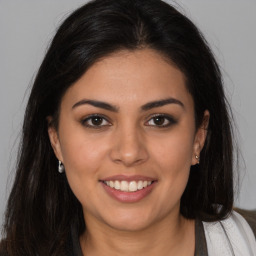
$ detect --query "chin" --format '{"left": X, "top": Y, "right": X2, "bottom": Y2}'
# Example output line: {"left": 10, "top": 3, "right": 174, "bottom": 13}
{"left": 101, "top": 209, "right": 158, "bottom": 232}
{"left": 108, "top": 219, "right": 151, "bottom": 232}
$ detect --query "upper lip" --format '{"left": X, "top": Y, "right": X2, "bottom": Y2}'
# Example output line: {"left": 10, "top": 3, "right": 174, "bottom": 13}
{"left": 100, "top": 175, "right": 157, "bottom": 182}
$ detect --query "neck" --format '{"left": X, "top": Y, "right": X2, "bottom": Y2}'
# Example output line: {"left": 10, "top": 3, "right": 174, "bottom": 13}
{"left": 80, "top": 212, "right": 195, "bottom": 256}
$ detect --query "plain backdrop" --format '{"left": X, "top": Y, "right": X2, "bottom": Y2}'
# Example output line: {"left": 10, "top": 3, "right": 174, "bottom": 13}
{"left": 0, "top": 0, "right": 256, "bottom": 229}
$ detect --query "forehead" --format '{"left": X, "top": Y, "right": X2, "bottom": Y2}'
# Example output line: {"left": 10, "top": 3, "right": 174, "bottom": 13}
{"left": 62, "top": 48, "right": 193, "bottom": 109}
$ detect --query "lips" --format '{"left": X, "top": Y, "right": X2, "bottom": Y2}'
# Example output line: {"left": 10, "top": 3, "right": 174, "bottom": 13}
{"left": 100, "top": 175, "right": 157, "bottom": 203}
{"left": 104, "top": 180, "right": 153, "bottom": 192}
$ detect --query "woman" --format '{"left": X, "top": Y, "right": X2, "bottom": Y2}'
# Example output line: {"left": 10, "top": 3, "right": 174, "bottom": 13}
{"left": 1, "top": 0, "right": 255, "bottom": 255}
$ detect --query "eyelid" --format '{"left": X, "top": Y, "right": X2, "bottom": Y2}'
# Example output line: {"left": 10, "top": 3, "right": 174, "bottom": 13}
{"left": 81, "top": 114, "right": 112, "bottom": 128}
{"left": 145, "top": 113, "right": 177, "bottom": 127}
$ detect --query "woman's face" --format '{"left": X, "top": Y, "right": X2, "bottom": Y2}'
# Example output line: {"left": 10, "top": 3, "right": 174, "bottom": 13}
{"left": 49, "top": 49, "right": 208, "bottom": 231}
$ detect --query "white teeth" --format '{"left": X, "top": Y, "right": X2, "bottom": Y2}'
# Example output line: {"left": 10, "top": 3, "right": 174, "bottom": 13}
{"left": 120, "top": 181, "right": 129, "bottom": 192}
{"left": 129, "top": 181, "right": 137, "bottom": 192}
{"left": 137, "top": 180, "right": 143, "bottom": 190}
{"left": 109, "top": 181, "right": 114, "bottom": 188}
{"left": 104, "top": 180, "right": 153, "bottom": 192}
{"left": 114, "top": 180, "right": 120, "bottom": 190}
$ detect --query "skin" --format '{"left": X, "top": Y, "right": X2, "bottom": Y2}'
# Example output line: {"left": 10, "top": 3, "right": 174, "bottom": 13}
{"left": 48, "top": 48, "right": 209, "bottom": 255}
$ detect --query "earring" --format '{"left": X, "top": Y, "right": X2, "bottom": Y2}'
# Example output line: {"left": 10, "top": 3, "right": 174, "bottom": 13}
{"left": 58, "top": 160, "right": 64, "bottom": 173}
{"left": 195, "top": 155, "right": 200, "bottom": 164}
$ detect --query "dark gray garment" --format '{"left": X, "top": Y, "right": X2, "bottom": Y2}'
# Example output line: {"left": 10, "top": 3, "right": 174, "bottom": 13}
{"left": 0, "top": 210, "right": 255, "bottom": 255}
{"left": 68, "top": 210, "right": 256, "bottom": 256}
{"left": 67, "top": 218, "right": 208, "bottom": 256}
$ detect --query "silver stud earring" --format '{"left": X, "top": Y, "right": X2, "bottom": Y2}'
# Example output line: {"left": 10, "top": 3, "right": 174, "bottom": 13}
{"left": 58, "top": 160, "right": 64, "bottom": 173}
{"left": 195, "top": 155, "right": 200, "bottom": 164}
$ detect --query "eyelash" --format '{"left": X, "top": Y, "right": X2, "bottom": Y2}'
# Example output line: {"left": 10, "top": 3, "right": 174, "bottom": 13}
{"left": 145, "top": 114, "right": 177, "bottom": 128}
{"left": 81, "top": 114, "right": 112, "bottom": 129}
{"left": 81, "top": 114, "right": 177, "bottom": 129}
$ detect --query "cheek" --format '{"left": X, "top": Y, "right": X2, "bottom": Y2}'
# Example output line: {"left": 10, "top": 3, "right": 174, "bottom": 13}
{"left": 152, "top": 127, "right": 195, "bottom": 171}
{"left": 58, "top": 129, "right": 110, "bottom": 194}
{"left": 59, "top": 123, "right": 108, "bottom": 170}
{"left": 150, "top": 132, "right": 194, "bottom": 212}
{"left": 60, "top": 135, "right": 109, "bottom": 207}
{"left": 150, "top": 125, "right": 195, "bottom": 197}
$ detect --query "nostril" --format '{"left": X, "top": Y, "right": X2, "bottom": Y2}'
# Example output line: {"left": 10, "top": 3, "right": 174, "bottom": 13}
{"left": 109, "top": 132, "right": 149, "bottom": 166}
{"left": 113, "top": 156, "right": 147, "bottom": 167}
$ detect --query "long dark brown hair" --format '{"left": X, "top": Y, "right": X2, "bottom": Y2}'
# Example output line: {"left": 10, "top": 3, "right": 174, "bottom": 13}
{"left": 1, "top": 0, "right": 234, "bottom": 255}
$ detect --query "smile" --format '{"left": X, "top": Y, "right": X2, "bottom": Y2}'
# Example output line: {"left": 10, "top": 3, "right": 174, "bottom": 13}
{"left": 103, "top": 180, "right": 153, "bottom": 192}
{"left": 101, "top": 175, "right": 157, "bottom": 202}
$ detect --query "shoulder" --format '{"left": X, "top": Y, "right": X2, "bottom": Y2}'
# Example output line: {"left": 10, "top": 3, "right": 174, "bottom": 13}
{"left": 234, "top": 208, "right": 256, "bottom": 237}
{"left": 202, "top": 210, "right": 256, "bottom": 255}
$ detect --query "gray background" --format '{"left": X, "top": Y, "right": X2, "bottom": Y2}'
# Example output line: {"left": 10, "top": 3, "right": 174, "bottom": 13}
{"left": 0, "top": 0, "right": 255, "bottom": 229}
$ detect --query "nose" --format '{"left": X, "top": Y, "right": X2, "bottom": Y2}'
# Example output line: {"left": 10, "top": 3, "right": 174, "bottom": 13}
{"left": 109, "top": 125, "right": 149, "bottom": 167}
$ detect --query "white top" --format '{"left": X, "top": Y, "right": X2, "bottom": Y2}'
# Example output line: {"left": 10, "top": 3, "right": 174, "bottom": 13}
{"left": 203, "top": 211, "right": 256, "bottom": 256}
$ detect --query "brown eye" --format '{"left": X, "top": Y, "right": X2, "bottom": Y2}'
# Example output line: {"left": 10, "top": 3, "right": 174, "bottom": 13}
{"left": 153, "top": 116, "right": 166, "bottom": 126}
{"left": 146, "top": 114, "right": 177, "bottom": 128}
{"left": 82, "top": 115, "right": 111, "bottom": 128}
{"left": 91, "top": 116, "right": 103, "bottom": 126}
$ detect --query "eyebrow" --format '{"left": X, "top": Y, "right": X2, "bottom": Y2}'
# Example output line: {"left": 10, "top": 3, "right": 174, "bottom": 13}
{"left": 72, "top": 97, "right": 184, "bottom": 112}
{"left": 72, "top": 99, "right": 119, "bottom": 112}
{"left": 141, "top": 98, "right": 184, "bottom": 111}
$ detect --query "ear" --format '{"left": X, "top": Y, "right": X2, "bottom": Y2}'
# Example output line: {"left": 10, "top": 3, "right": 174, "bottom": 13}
{"left": 47, "top": 116, "right": 64, "bottom": 162}
{"left": 191, "top": 110, "right": 210, "bottom": 165}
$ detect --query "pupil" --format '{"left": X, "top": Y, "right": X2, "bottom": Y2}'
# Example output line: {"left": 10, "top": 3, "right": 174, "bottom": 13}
{"left": 92, "top": 117, "right": 103, "bottom": 125}
{"left": 154, "top": 116, "right": 165, "bottom": 125}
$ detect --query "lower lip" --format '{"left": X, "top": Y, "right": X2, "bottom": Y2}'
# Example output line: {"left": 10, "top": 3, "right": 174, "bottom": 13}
{"left": 101, "top": 182, "right": 156, "bottom": 203}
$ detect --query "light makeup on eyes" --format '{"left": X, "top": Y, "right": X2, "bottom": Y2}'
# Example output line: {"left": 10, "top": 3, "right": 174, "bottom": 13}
{"left": 81, "top": 114, "right": 112, "bottom": 128}
{"left": 145, "top": 114, "right": 177, "bottom": 127}
{"left": 81, "top": 113, "right": 177, "bottom": 129}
